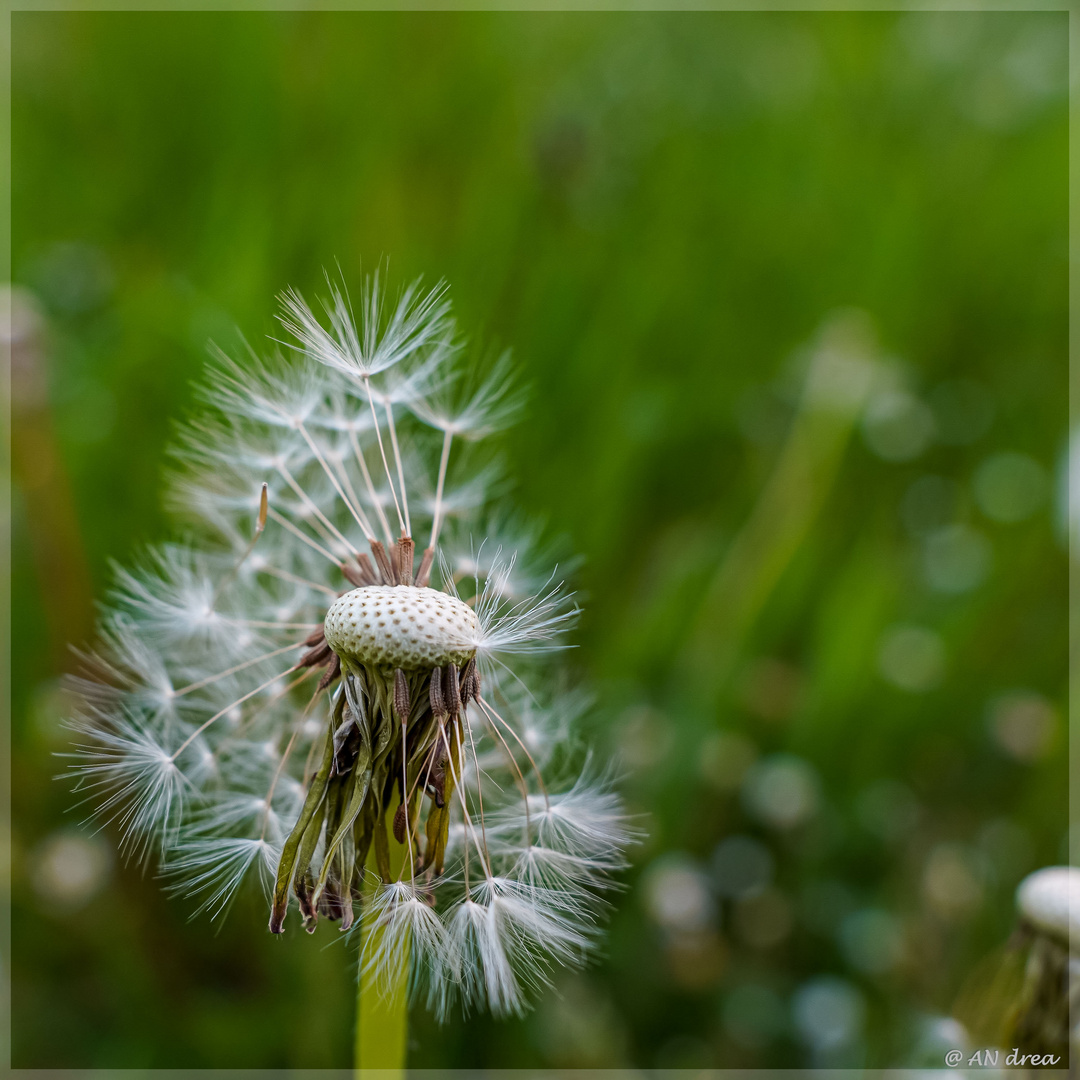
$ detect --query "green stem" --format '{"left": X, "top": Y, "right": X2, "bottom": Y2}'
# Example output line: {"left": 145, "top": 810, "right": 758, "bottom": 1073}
{"left": 354, "top": 924, "right": 409, "bottom": 1077}
{"left": 354, "top": 808, "right": 411, "bottom": 1078}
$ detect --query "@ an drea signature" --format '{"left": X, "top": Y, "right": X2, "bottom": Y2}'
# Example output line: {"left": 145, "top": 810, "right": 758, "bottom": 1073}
{"left": 945, "top": 1048, "right": 1064, "bottom": 1068}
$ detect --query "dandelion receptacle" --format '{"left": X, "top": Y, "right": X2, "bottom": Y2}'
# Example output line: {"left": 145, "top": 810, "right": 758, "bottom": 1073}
{"left": 66, "top": 272, "right": 632, "bottom": 1036}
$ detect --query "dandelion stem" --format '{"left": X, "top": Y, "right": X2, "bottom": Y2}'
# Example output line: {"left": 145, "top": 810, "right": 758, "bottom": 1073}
{"left": 355, "top": 926, "right": 408, "bottom": 1078}
{"left": 355, "top": 808, "right": 410, "bottom": 1078}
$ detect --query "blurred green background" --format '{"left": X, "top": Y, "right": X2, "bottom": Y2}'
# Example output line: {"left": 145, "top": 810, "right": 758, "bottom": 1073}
{"left": 9, "top": 9, "right": 1068, "bottom": 1069}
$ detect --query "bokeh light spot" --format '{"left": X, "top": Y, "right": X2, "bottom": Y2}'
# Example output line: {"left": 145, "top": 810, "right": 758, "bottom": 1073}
{"left": 733, "top": 887, "right": 794, "bottom": 949}
{"left": 862, "top": 389, "right": 935, "bottom": 462}
{"left": 30, "top": 829, "right": 113, "bottom": 913}
{"left": 839, "top": 908, "right": 904, "bottom": 974}
{"left": 699, "top": 730, "right": 758, "bottom": 792}
{"left": 877, "top": 624, "right": 945, "bottom": 692}
{"left": 974, "top": 451, "right": 1047, "bottom": 523}
{"left": 712, "top": 834, "right": 774, "bottom": 899}
{"left": 742, "top": 754, "right": 821, "bottom": 830}
{"left": 722, "top": 983, "right": 787, "bottom": 1049}
{"left": 988, "top": 690, "right": 1057, "bottom": 762}
{"left": 641, "top": 853, "right": 716, "bottom": 934}
{"left": 922, "top": 843, "right": 985, "bottom": 920}
{"left": 901, "top": 474, "right": 961, "bottom": 536}
{"left": 922, "top": 523, "right": 991, "bottom": 594}
{"left": 792, "top": 976, "right": 865, "bottom": 1053}
{"left": 855, "top": 779, "right": 921, "bottom": 843}
{"left": 928, "top": 380, "right": 995, "bottom": 445}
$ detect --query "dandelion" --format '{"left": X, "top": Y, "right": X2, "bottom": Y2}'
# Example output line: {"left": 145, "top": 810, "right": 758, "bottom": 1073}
{"left": 954, "top": 865, "right": 1079, "bottom": 1063}
{"left": 1008, "top": 866, "right": 1079, "bottom": 1058}
{"left": 65, "top": 270, "right": 632, "bottom": 1029}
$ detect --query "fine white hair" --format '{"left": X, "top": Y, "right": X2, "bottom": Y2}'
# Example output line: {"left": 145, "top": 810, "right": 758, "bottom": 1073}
{"left": 66, "top": 271, "right": 633, "bottom": 1019}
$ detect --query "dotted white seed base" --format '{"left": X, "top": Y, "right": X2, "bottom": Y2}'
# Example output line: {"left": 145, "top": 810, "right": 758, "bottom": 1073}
{"left": 324, "top": 586, "right": 479, "bottom": 670}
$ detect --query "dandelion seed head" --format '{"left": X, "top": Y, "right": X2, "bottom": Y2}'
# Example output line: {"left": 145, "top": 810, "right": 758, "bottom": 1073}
{"left": 324, "top": 585, "right": 479, "bottom": 671}
{"left": 65, "top": 269, "right": 633, "bottom": 1020}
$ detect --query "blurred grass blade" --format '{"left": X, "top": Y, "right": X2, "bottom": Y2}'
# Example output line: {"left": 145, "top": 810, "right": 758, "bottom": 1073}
{"left": 686, "top": 310, "right": 879, "bottom": 699}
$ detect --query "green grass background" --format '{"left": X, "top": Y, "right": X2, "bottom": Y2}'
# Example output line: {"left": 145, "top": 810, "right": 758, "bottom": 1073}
{"left": 10, "top": 9, "right": 1068, "bottom": 1069}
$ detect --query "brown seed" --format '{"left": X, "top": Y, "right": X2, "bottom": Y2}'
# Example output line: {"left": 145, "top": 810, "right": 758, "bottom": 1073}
{"left": 394, "top": 668, "right": 410, "bottom": 723}
{"left": 299, "top": 640, "right": 333, "bottom": 669}
{"left": 316, "top": 653, "right": 341, "bottom": 691}
{"left": 355, "top": 553, "right": 379, "bottom": 586}
{"left": 415, "top": 546, "right": 435, "bottom": 588}
{"left": 369, "top": 540, "right": 397, "bottom": 585}
{"left": 393, "top": 801, "right": 408, "bottom": 844}
{"left": 460, "top": 658, "right": 481, "bottom": 703}
{"left": 444, "top": 663, "right": 461, "bottom": 716}
{"left": 429, "top": 667, "right": 446, "bottom": 718}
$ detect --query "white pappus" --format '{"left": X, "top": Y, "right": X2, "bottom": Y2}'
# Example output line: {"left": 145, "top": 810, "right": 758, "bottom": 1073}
{"left": 65, "top": 271, "right": 633, "bottom": 1020}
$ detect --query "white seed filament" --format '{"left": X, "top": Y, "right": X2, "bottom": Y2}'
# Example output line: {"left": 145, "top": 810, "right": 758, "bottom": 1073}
{"left": 324, "top": 585, "right": 478, "bottom": 670}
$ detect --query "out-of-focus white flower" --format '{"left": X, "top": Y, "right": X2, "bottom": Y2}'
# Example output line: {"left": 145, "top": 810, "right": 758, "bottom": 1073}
{"left": 65, "top": 271, "right": 632, "bottom": 1019}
